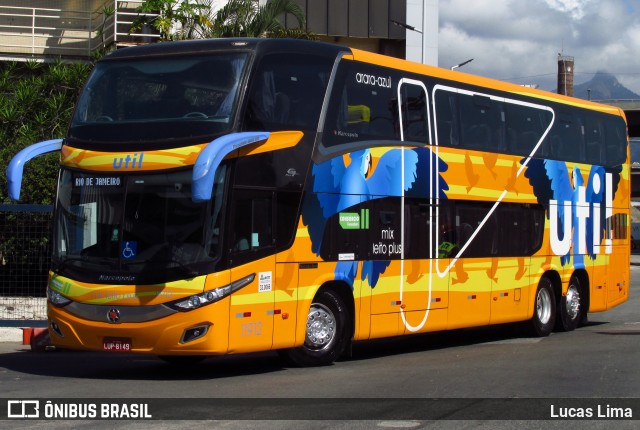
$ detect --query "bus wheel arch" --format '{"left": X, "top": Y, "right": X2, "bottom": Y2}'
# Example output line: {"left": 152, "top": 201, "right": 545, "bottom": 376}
{"left": 556, "top": 269, "right": 589, "bottom": 332}
{"left": 529, "top": 274, "right": 558, "bottom": 337}
{"left": 279, "top": 281, "right": 353, "bottom": 367}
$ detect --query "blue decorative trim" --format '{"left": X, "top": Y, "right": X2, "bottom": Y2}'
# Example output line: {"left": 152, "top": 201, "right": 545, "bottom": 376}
{"left": 7, "top": 138, "right": 63, "bottom": 201}
{"left": 192, "top": 132, "right": 270, "bottom": 202}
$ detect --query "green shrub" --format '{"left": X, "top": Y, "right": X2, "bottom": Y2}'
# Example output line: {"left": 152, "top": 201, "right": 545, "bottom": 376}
{"left": 0, "top": 60, "right": 91, "bottom": 205}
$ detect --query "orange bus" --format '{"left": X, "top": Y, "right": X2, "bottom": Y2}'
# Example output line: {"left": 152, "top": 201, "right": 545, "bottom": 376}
{"left": 7, "top": 39, "right": 630, "bottom": 366}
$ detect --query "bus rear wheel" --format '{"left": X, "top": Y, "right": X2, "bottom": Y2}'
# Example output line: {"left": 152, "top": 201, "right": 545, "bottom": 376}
{"left": 280, "top": 289, "right": 350, "bottom": 367}
{"left": 556, "top": 276, "right": 583, "bottom": 332}
{"left": 529, "top": 277, "right": 556, "bottom": 337}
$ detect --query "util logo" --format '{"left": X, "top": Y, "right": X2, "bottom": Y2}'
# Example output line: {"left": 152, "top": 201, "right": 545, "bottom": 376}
{"left": 549, "top": 171, "right": 613, "bottom": 257}
{"left": 112, "top": 153, "right": 144, "bottom": 169}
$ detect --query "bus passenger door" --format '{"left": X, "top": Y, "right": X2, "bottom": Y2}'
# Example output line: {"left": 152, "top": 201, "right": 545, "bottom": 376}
{"left": 272, "top": 262, "right": 298, "bottom": 349}
{"left": 489, "top": 255, "right": 530, "bottom": 324}
{"left": 368, "top": 197, "right": 403, "bottom": 338}
{"left": 445, "top": 203, "right": 492, "bottom": 329}
{"left": 489, "top": 205, "right": 540, "bottom": 324}
{"left": 398, "top": 79, "right": 448, "bottom": 334}
{"left": 227, "top": 189, "right": 276, "bottom": 354}
{"left": 402, "top": 200, "right": 449, "bottom": 334}
{"left": 607, "top": 214, "right": 630, "bottom": 307}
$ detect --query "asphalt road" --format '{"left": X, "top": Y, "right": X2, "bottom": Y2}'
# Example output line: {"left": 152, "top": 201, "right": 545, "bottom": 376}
{"left": 1, "top": 266, "right": 639, "bottom": 429}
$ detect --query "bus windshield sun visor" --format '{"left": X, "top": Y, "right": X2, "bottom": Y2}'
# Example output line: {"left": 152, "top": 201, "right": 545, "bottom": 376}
{"left": 7, "top": 138, "right": 63, "bottom": 201}
{"left": 192, "top": 132, "right": 270, "bottom": 202}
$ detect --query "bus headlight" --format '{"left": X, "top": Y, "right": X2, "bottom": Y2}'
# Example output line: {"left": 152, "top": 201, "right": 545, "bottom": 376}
{"left": 47, "top": 287, "right": 72, "bottom": 307}
{"left": 169, "top": 273, "right": 255, "bottom": 311}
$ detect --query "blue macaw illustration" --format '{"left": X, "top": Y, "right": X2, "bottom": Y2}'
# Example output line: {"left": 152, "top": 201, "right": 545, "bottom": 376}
{"left": 524, "top": 158, "right": 621, "bottom": 266}
{"left": 406, "top": 147, "right": 449, "bottom": 200}
{"left": 302, "top": 147, "right": 449, "bottom": 288}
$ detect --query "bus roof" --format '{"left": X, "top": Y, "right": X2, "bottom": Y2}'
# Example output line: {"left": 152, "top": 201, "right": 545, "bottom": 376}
{"left": 101, "top": 38, "right": 350, "bottom": 61}
{"left": 348, "top": 47, "right": 625, "bottom": 118}
{"left": 100, "top": 38, "right": 624, "bottom": 119}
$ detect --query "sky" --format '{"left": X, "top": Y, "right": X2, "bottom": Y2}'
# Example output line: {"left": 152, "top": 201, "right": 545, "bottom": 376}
{"left": 438, "top": 0, "right": 640, "bottom": 96}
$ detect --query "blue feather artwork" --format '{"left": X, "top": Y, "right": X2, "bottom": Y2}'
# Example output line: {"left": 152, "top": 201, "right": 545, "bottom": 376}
{"left": 524, "top": 158, "right": 621, "bottom": 266}
{"left": 302, "top": 147, "right": 448, "bottom": 288}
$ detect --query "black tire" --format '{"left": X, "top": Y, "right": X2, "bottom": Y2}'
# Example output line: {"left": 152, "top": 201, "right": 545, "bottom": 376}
{"left": 579, "top": 308, "right": 589, "bottom": 328}
{"left": 555, "top": 275, "right": 584, "bottom": 332}
{"left": 279, "top": 289, "right": 350, "bottom": 367}
{"left": 529, "top": 277, "right": 556, "bottom": 337}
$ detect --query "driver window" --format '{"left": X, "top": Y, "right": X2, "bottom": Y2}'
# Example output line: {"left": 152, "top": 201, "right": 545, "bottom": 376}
{"left": 230, "top": 189, "right": 274, "bottom": 262}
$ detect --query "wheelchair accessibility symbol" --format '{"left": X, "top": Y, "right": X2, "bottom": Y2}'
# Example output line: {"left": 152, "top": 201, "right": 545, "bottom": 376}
{"left": 121, "top": 241, "right": 137, "bottom": 260}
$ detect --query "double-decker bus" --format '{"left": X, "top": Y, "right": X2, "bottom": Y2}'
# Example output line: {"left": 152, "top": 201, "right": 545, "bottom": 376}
{"left": 7, "top": 39, "right": 629, "bottom": 366}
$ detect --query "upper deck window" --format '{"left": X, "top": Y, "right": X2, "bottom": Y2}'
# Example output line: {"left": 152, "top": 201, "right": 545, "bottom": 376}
{"left": 242, "top": 53, "right": 333, "bottom": 132}
{"left": 322, "top": 61, "right": 401, "bottom": 147}
{"left": 69, "top": 52, "right": 248, "bottom": 145}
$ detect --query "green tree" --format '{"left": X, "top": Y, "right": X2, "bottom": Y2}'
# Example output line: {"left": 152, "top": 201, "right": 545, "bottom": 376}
{"left": 131, "top": 0, "right": 311, "bottom": 40}
{"left": 132, "top": 0, "right": 213, "bottom": 41}
{"left": 206, "top": 0, "right": 306, "bottom": 38}
{"left": 0, "top": 60, "right": 91, "bottom": 205}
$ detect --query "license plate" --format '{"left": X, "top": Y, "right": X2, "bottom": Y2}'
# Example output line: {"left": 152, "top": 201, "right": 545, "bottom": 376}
{"left": 103, "top": 337, "right": 132, "bottom": 352}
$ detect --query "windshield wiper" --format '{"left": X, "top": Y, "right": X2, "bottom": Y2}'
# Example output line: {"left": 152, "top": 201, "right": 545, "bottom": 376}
{"left": 124, "top": 258, "right": 199, "bottom": 279}
{"left": 51, "top": 256, "right": 91, "bottom": 274}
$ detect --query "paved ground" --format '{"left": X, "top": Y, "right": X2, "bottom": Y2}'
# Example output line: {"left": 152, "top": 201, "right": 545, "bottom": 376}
{"left": 2, "top": 254, "right": 639, "bottom": 344}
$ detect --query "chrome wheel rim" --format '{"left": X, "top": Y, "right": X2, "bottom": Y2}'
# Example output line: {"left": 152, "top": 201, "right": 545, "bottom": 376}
{"left": 536, "top": 287, "right": 552, "bottom": 325}
{"left": 565, "top": 284, "right": 580, "bottom": 320}
{"left": 305, "top": 303, "right": 336, "bottom": 351}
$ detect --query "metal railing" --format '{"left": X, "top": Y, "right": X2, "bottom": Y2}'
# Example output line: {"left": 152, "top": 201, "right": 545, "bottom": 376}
{"left": 0, "top": 0, "right": 158, "bottom": 60}
{"left": 0, "top": 204, "right": 52, "bottom": 325}
{"left": 113, "top": 0, "right": 160, "bottom": 47}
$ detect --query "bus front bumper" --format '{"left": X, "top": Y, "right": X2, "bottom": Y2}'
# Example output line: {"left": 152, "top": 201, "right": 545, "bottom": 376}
{"left": 46, "top": 301, "right": 230, "bottom": 355}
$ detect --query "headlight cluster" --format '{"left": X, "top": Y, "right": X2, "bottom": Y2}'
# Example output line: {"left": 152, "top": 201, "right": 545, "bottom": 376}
{"left": 169, "top": 273, "right": 255, "bottom": 311}
{"left": 47, "top": 286, "right": 72, "bottom": 307}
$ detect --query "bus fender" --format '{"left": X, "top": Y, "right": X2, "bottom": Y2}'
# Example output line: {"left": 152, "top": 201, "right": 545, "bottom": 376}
{"left": 295, "top": 268, "right": 356, "bottom": 346}
{"left": 528, "top": 270, "right": 562, "bottom": 320}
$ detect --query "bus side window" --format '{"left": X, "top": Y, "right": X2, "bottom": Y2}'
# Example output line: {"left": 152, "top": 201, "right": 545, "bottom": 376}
{"left": 244, "top": 71, "right": 278, "bottom": 129}
{"left": 323, "top": 62, "right": 400, "bottom": 147}
{"left": 505, "top": 103, "right": 551, "bottom": 157}
{"left": 550, "top": 112, "right": 584, "bottom": 161}
{"left": 229, "top": 189, "right": 274, "bottom": 260}
{"left": 243, "top": 54, "right": 332, "bottom": 132}
{"left": 434, "top": 90, "right": 460, "bottom": 147}
{"left": 404, "top": 200, "right": 434, "bottom": 259}
{"left": 437, "top": 200, "right": 457, "bottom": 258}
{"left": 276, "top": 191, "right": 301, "bottom": 250}
{"left": 604, "top": 116, "right": 628, "bottom": 166}
{"left": 454, "top": 202, "right": 495, "bottom": 257}
{"left": 459, "top": 94, "right": 504, "bottom": 151}
{"left": 584, "top": 115, "right": 604, "bottom": 164}
{"left": 400, "top": 83, "right": 428, "bottom": 143}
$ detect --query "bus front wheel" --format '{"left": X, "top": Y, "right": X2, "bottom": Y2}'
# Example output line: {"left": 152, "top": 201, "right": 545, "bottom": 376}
{"left": 529, "top": 277, "right": 556, "bottom": 337}
{"left": 280, "top": 289, "right": 350, "bottom": 367}
{"left": 556, "top": 276, "right": 583, "bottom": 332}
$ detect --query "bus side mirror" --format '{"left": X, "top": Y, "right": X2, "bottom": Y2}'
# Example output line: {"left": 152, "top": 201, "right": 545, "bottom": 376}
{"left": 7, "top": 138, "right": 63, "bottom": 201}
{"left": 192, "top": 132, "right": 269, "bottom": 202}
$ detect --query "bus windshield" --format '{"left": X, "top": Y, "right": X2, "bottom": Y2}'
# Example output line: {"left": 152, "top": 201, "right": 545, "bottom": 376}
{"left": 52, "top": 166, "right": 227, "bottom": 284}
{"left": 69, "top": 53, "right": 248, "bottom": 144}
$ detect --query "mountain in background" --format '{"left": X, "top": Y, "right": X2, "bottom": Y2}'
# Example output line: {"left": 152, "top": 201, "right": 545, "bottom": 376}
{"left": 572, "top": 71, "right": 639, "bottom": 100}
